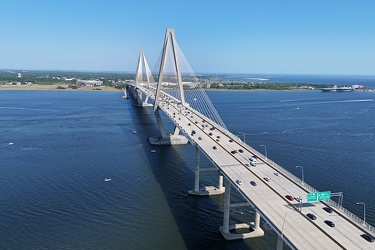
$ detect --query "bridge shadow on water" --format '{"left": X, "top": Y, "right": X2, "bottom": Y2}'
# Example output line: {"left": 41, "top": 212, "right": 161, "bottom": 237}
{"left": 126, "top": 98, "right": 276, "bottom": 250}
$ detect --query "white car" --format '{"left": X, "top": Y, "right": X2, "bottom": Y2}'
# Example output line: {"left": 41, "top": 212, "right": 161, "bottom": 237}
{"left": 250, "top": 156, "right": 257, "bottom": 166}
{"left": 264, "top": 176, "right": 270, "bottom": 182}
{"left": 236, "top": 179, "right": 242, "bottom": 185}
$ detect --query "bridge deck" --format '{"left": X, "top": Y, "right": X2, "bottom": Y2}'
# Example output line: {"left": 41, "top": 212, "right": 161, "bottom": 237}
{"left": 135, "top": 85, "right": 373, "bottom": 249}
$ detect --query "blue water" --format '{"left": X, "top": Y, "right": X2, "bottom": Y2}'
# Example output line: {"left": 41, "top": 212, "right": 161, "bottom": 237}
{"left": 1, "top": 88, "right": 374, "bottom": 249}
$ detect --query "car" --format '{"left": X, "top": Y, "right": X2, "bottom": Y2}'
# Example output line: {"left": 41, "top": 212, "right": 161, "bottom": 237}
{"left": 238, "top": 149, "right": 244, "bottom": 153}
{"left": 229, "top": 139, "right": 233, "bottom": 142}
{"left": 285, "top": 195, "right": 294, "bottom": 201}
{"left": 274, "top": 172, "right": 280, "bottom": 176}
{"left": 231, "top": 150, "right": 237, "bottom": 154}
{"left": 212, "top": 146, "right": 217, "bottom": 150}
{"left": 323, "top": 207, "right": 333, "bottom": 213}
{"left": 361, "top": 233, "right": 375, "bottom": 242}
{"left": 216, "top": 135, "right": 220, "bottom": 139}
{"left": 191, "top": 130, "right": 196, "bottom": 134}
{"left": 264, "top": 176, "right": 270, "bottom": 182}
{"left": 306, "top": 213, "right": 316, "bottom": 220}
{"left": 324, "top": 220, "right": 335, "bottom": 227}
{"left": 250, "top": 157, "right": 257, "bottom": 166}
{"left": 198, "top": 137, "right": 202, "bottom": 140}
{"left": 236, "top": 179, "right": 242, "bottom": 185}
{"left": 250, "top": 181, "right": 257, "bottom": 186}
{"left": 209, "top": 132, "right": 213, "bottom": 136}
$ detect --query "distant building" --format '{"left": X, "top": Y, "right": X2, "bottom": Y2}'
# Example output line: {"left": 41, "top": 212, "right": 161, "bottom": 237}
{"left": 17, "top": 73, "right": 22, "bottom": 78}
{"left": 76, "top": 79, "right": 103, "bottom": 87}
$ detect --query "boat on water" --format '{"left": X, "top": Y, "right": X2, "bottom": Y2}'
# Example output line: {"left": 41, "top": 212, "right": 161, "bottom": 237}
{"left": 104, "top": 178, "right": 112, "bottom": 182}
{"left": 131, "top": 130, "right": 137, "bottom": 134}
{"left": 321, "top": 85, "right": 353, "bottom": 92}
{"left": 151, "top": 150, "right": 156, "bottom": 153}
{"left": 8, "top": 142, "right": 14, "bottom": 145}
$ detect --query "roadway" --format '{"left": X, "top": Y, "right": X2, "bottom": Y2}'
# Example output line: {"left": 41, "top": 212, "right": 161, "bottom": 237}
{"left": 136, "top": 85, "right": 374, "bottom": 249}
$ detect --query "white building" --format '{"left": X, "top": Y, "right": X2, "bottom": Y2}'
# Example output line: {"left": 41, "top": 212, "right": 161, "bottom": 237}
{"left": 76, "top": 79, "right": 103, "bottom": 87}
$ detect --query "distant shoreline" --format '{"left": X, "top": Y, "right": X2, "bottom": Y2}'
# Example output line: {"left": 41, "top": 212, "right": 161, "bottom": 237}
{"left": 0, "top": 84, "right": 122, "bottom": 92}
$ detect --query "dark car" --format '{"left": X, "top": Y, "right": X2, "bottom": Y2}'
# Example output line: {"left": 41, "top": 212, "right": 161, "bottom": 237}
{"left": 212, "top": 146, "right": 217, "bottom": 150}
{"left": 238, "top": 149, "right": 244, "bottom": 153}
{"left": 250, "top": 181, "right": 257, "bottom": 186}
{"left": 361, "top": 233, "right": 375, "bottom": 242}
{"left": 324, "top": 220, "right": 335, "bottom": 227}
{"left": 285, "top": 195, "right": 294, "bottom": 201}
{"left": 306, "top": 213, "right": 316, "bottom": 220}
{"left": 323, "top": 207, "right": 333, "bottom": 213}
{"left": 198, "top": 137, "right": 202, "bottom": 140}
{"left": 231, "top": 150, "right": 237, "bottom": 154}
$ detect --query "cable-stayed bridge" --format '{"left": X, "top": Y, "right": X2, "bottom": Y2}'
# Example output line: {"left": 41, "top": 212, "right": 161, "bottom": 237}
{"left": 127, "top": 29, "right": 374, "bottom": 250}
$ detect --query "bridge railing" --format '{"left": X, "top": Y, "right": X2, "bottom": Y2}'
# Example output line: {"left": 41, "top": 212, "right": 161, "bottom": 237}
{"left": 326, "top": 199, "right": 375, "bottom": 233}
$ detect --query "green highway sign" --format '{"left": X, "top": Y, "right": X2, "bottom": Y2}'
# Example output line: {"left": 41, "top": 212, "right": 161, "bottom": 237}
{"left": 307, "top": 191, "right": 331, "bottom": 202}
{"left": 318, "top": 191, "right": 331, "bottom": 201}
{"left": 307, "top": 193, "right": 317, "bottom": 202}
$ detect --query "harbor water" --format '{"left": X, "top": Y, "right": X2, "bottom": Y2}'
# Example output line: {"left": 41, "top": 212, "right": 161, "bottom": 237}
{"left": 1, "top": 88, "right": 374, "bottom": 249}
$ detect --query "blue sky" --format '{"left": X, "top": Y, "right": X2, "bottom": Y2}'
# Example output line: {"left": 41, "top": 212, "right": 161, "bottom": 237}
{"left": 1, "top": 0, "right": 374, "bottom": 74}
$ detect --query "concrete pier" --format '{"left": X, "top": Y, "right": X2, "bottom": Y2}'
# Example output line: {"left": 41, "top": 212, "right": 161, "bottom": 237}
{"left": 148, "top": 135, "right": 189, "bottom": 145}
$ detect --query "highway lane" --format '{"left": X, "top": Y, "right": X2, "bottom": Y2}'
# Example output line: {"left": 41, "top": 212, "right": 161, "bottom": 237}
{"left": 137, "top": 86, "right": 374, "bottom": 249}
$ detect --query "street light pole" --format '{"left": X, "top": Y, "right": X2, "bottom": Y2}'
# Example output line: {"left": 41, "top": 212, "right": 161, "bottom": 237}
{"left": 356, "top": 202, "right": 366, "bottom": 225}
{"left": 239, "top": 132, "right": 246, "bottom": 143}
{"left": 260, "top": 144, "right": 267, "bottom": 160}
{"left": 296, "top": 166, "right": 304, "bottom": 184}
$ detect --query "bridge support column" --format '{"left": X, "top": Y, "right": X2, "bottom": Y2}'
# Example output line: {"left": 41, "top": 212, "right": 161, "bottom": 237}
{"left": 254, "top": 211, "right": 261, "bottom": 229}
{"left": 194, "top": 145, "right": 200, "bottom": 192}
{"left": 188, "top": 146, "right": 225, "bottom": 196}
{"left": 154, "top": 108, "right": 168, "bottom": 139}
{"left": 277, "top": 235, "right": 284, "bottom": 250}
{"left": 148, "top": 108, "right": 188, "bottom": 145}
{"left": 128, "top": 86, "right": 153, "bottom": 107}
{"left": 219, "top": 178, "right": 264, "bottom": 241}
{"left": 218, "top": 175, "right": 224, "bottom": 191}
